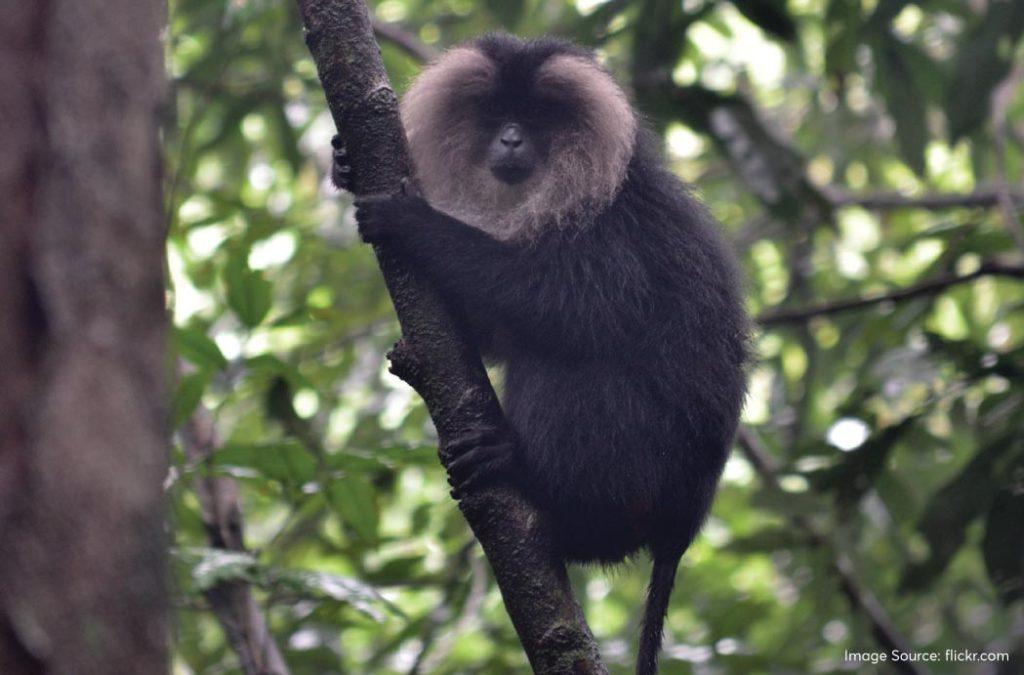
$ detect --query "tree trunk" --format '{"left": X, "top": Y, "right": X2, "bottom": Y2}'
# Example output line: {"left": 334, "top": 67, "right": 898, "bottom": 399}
{"left": 293, "top": 1, "right": 607, "bottom": 672}
{"left": 0, "top": 1, "right": 169, "bottom": 673}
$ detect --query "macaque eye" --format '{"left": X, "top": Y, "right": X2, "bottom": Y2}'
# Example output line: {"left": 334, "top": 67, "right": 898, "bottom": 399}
{"left": 528, "top": 97, "right": 575, "bottom": 127}
{"left": 472, "top": 98, "right": 506, "bottom": 126}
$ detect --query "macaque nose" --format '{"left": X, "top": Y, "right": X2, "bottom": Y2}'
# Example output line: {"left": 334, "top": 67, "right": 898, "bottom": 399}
{"left": 499, "top": 123, "right": 524, "bottom": 149}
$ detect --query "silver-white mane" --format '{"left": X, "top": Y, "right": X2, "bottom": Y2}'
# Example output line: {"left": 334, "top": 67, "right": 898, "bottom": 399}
{"left": 401, "top": 47, "right": 637, "bottom": 242}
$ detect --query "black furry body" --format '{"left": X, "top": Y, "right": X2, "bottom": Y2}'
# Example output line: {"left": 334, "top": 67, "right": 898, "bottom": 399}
{"left": 340, "top": 33, "right": 750, "bottom": 675}
{"left": 365, "top": 131, "right": 748, "bottom": 561}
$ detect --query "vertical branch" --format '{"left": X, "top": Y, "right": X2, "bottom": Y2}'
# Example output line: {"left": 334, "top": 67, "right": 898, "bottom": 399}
{"left": 180, "top": 408, "right": 291, "bottom": 675}
{"left": 291, "top": 1, "right": 607, "bottom": 672}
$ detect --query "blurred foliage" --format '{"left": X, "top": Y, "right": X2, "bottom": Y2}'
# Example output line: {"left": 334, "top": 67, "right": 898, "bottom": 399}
{"left": 165, "top": 0, "right": 1024, "bottom": 673}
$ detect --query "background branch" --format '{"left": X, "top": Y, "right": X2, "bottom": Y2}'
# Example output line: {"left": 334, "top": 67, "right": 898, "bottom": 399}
{"left": 826, "top": 185, "right": 1024, "bottom": 211}
{"left": 181, "top": 407, "right": 291, "bottom": 675}
{"left": 758, "top": 261, "right": 1024, "bottom": 326}
{"left": 292, "top": 1, "right": 606, "bottom": 672}
{"left": 372, "top": 18, "right": 438, "bottom": 62}
{"left": 736, "top": 429, "right": 929, "bottom": 675}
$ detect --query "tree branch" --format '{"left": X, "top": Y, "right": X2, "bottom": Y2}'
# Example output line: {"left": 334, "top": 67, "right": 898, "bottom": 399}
{"left": 292, "top": 1, "right": 606, "bottom": 672}
{"left": 736, "top": 429, "right": 930, "bottom": 675}
{"left": 181, "top": 408, "right": 291, "bottom": 675}
{"left": 826, "top": 185, "right": 1024, "bottom": 211}
{"left": 372, "top": 18, "right": 438, "bottom": 62}
{"left": 757, "top": 261, "right": 1024, "bottom": 326}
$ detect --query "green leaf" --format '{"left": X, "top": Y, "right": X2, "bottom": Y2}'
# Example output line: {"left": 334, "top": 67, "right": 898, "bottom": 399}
{"left": 273, "top": 569, "right": 400, "bottom": 621}
{"left": 750, "top": 486, "right": 831, "bottom": 518}
{"left": 173, "top": 548, "right": 397, "bottom": 619}
{"left": 223, "top": 250, "right": 272, "bottom": 328}
{"left": 731, "top": 0, "right": 796, "bottom": 42}
{"left": 946, "top": 1, "right": 1024, "bottom": 140}
{"left": 872, "top": 34, "right": 930, "bottom": 175}
{"left": 214, "top": 441, "right": 318, "bottom": 484}
{"left": 901, "top": 436, "right": 1018, "bottom": 592}
{"left": 173, "top": 326, "right": 228, "bottom": 370}
{"left": 328, "top": 475, "right": 379, "bottom": 543}
{"left": 325, "top": 449, "right": 391, "bottom": 472}
{"left": 824, "top": 0, "right": 862, "bottom": 77}
{"left": 364, "top": 555, "right": 425, "bottom": 584}
{"left": 245, "top": 354, "right": 315, "bottom": 392}
{"left": 172, "top": 370, "right": 210, "bottom": 428}
{"left": 177, "top": 547, "right": 259, "bottom": 591}
{"left": 807, "top": 417, "right": 917, "bottom": 508}
{"left": 725, "top": 526, "right": 813, "bottom": 553}
{"left": 344, "top": 443, "right": 438, "bottom": 468}
{"left": 633, "top": 0, "right": 692, "bottom": 84}
{"left": 982, "top": 451, "right": 1024, "bottom": 604}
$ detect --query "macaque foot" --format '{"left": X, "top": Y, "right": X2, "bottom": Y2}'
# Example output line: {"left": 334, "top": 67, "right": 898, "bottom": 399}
{"left": 444, "top": 425, "right": 518, "bottom": 499}
{"left": 331, "top": 135, "right": 354, "bottom": 191}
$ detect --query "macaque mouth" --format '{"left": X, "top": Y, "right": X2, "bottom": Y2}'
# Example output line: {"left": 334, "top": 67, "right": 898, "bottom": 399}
{"left": 490, "top": 160, "right": 534, "bottom": 185}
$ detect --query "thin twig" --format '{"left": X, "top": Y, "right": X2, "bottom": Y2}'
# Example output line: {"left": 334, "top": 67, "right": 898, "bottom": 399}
{"left": 736, "top": 428, "right": 930, "bottom": 675}
{"left": 181, "top": 407, "right": 291, "bottom": 675}
{"left": 757, "top": 261, "right": 1024, "bottom": 326}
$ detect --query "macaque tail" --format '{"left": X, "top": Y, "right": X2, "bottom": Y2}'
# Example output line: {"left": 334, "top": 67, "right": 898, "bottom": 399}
{"left": 636, "top": 549, "right": 683, "bottom": 675}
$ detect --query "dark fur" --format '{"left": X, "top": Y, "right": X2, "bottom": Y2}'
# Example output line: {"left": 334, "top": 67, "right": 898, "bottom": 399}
{"left": 338, "top": 34, "right": 750, "bottom": 675}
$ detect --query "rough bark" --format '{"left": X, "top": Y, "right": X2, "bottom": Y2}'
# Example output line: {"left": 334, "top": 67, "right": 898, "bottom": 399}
{"left": 292, "top": 1, "right": 607, "bottom": 672}
{"left": 0, "top": 1, "right": 169, "bottom": 673}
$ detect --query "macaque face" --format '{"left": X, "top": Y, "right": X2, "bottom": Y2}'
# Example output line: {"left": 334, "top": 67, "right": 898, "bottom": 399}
{"left": 401, "top": 37, "right": 637, "bottom": 240}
